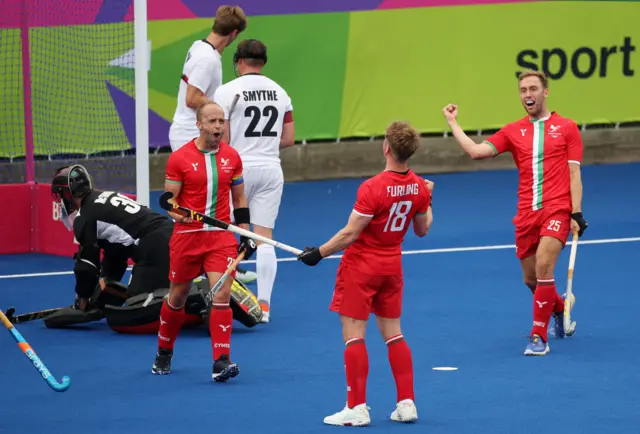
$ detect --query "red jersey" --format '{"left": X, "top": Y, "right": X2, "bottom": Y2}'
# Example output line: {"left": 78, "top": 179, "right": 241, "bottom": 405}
{"left": 341, "top": 170, "right": 431, "bottom": 275}
{"left": 165, "top": 140, "right": 243, "bottom": 230}
{"left": 484, "top": 112, "right": 583, "bottom": 212}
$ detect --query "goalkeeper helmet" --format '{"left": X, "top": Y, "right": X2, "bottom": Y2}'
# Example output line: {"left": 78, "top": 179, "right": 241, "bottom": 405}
{"left": 51, "top": 165, "right": 93, "bottom": 229}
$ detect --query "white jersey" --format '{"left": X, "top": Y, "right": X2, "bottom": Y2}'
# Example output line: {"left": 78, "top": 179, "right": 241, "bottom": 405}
{"left": 214, "top": 73, "right": 293, "bottom": 167}
{"left": 169, "top": 40, "right": 222, "bottom": 148}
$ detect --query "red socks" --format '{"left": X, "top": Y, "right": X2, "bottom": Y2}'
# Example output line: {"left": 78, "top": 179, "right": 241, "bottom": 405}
{"left": 209, "top": 303, "right": 233, "bottom": 361}
{"left": 344, "top": 338, "right": 369, "bottom": 408}
{"left": 531, "top": 279, "right": 557, "bottom": 341}
{"left": 386, "top": 334, "right": 415, "bottom": 402}
{"left": 157, "top": 299, "right": 185, "bottom": 351}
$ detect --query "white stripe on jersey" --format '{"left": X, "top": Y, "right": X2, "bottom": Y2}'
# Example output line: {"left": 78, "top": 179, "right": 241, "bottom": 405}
{"left": 213, "top": 74, "right": 293, "bottom": 167}
{"left": 204, "top": 152, "right": 217, "bottom": 228}
{"left": 97, "top": 221, "right": 137, "bottom": 246}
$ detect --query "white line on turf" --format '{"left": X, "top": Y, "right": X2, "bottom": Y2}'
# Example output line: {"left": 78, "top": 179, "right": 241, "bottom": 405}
{"left": 0, "top": 236, "right": 638, "bottom": 280}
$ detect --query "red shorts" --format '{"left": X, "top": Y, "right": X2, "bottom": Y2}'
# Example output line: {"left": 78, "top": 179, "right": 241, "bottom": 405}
{"left": 329, "top": 261, "right": 403, "bottom": 320}
{"left": 513, "top": 206, "right": 571, "bottom": 259}
{"left": 169, "top": 230, "right": 238, "bottom": 283}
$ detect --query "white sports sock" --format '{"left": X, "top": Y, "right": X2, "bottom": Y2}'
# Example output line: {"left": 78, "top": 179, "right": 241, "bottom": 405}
{"left": 257, "top": 244, "right": 277, "bottom": 306}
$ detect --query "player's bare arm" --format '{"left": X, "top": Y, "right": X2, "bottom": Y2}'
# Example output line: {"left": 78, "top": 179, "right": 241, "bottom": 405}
{"left": 186, "top": 85, "right": 213, "bottom": 110}
{"left": 318, "top": 212, "right": 373, "bottom": 258}
{"left": 413, "top": 208, "right": 432, "bottom": 237}
{"left": 164, "top": 180, "right": 192, "bottom": 223}
{"left": 413, "top": 178, "right": 434, "bottom": 236}
{"left": 569, "top": 162, "right": 584, "bottom": 234}
{"left": 280, "top": 120, "right": 295, "bottom": 148}
{"left": 443, "top": 104, "right": 496, "bottom": 160}
{"left": 231, "top": 181, "right": 258, "bottom": 260}
{"left": 230, "top": 182, "right": 250, "bottom": 231}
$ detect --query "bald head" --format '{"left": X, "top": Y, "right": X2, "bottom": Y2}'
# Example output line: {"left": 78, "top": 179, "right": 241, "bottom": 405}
{"left": 196, "top": 102, "right": 224, "bottom": 122}
{"left": 195, "top": 102, "right": 225, "bottom": 150}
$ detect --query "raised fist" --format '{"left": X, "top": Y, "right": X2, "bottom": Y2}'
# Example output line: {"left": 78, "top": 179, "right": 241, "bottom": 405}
{"left": 442, "top": 104, "right": 458, "bottom": 123}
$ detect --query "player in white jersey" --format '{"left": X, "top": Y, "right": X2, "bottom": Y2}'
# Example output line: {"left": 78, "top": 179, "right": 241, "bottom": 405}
{"left": 214, "top": 39, "right": 295, "bottom": 323}
{"left": 168, "top": 5, "right": 247, "bottom": 152}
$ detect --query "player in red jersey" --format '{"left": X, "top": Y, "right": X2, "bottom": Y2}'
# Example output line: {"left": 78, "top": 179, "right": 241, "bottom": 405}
{"left": 152, "top": 102, "right": 256, "bottom": 381}
{"left": 298, "top": 121, "right": 433, "bottom": 426}
{"left": 443, "top": 70, "right": 588, "bottom": 356}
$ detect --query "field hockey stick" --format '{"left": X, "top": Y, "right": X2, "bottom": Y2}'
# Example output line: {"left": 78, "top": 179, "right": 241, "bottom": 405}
{"left": 88, "top": 280, "right": 129, "bottom": 306}
{"left": 204, "top": 251, "right": 245, "bottom": 304}
{"left": 0, "top": 309, "right": 71, "bottom": 392}
{"left": 159, "top": 191, "right": 303, "bottom": 256}
{"left": 563, "top": 230, "right": 579, "bottom": 336}
{"left": 226, "top": 93, "right": 240, "bottom": 144}
{"left": 5, "top": 306, "right": 62, "bottom": 324}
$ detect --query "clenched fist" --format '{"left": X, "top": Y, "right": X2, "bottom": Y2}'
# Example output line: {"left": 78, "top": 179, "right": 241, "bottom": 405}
{"left": 442, "top": 104, "right": 458, "bottom": 123}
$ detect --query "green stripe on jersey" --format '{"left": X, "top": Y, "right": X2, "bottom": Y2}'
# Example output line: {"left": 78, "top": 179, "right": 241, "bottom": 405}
{"left": 531, "top": 121, "right": 545, "bottom": 210}
{"left": 209, "top": 153, "right": 219, "bottom": 218}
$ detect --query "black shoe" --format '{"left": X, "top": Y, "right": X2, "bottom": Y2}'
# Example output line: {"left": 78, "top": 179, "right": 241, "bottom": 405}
{"left": 212, "top": 354, "right": 239, "bottom": 382}
{"left": 152, "top": 348, "right": 173, "bottom": 375}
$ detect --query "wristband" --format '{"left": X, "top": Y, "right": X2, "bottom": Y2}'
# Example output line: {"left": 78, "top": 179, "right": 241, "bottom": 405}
{"left": 233, "top": 207, "right": 250, "bottom": 225}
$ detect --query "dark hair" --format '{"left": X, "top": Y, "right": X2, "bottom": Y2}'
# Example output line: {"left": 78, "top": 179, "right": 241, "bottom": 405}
{"left": 234, "top": 39, "right": 268, "bottom": 67}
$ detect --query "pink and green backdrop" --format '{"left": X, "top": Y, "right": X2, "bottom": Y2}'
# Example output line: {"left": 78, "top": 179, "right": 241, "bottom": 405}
{"left": 1, "top": 0, "right": 638, "bottom": 158}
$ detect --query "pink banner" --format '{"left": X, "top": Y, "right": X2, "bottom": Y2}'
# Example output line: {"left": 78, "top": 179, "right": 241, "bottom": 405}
{"left": 1, "top": 184, "right": 138, "bottom": 261}
{"left": 377, "top": 0, "right": 539, "bottom": 9}
{"left": 0, "top": 185, "right": 32, "bottom": 254}
{"left": 0, "top": 0, "right": 103, "bottom": 29}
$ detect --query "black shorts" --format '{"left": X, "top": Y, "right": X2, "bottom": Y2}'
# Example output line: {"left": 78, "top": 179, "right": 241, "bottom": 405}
{"left": 128, "top": 220, "right": 173, "bottom": 296}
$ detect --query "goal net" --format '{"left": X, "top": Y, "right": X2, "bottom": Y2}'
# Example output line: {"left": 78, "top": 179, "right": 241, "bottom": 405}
{"left": 0, "top": 0, "right": 147, "bottom": 195}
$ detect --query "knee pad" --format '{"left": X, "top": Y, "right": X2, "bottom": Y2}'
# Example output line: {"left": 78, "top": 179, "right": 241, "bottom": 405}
{"left": 74, "top": 261, "right": 100, "bottom": 299}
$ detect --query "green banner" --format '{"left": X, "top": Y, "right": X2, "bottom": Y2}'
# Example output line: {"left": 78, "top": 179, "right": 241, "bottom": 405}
{"left": 340, "top": 1, "right": 640, "bottom": 137}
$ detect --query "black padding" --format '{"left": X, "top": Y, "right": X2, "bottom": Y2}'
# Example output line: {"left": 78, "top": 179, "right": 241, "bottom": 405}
{"left": 92, "top": 280, "right": 129, "bottom": 309}
{"left": 77, "top": 244, "right": 101, "bottom": 267}
{"left": 103, "top": 287, "right": 206, "bottom": 334}
{"left": 44, "top": 307, "right": 104, "bottom": 328}
{"left": 74, "top": 260, "right": 100, "bottom": 299}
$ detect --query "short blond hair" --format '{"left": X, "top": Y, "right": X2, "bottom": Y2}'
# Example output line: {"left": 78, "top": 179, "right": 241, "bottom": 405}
{"left": 518, "top": 70, "right": 548, "bottom": 89}
{"left": 212, "top": 5, "right": 247, "bottom": 36}
{"left": 386, "top": 121, "right": 421, "bottom": 162}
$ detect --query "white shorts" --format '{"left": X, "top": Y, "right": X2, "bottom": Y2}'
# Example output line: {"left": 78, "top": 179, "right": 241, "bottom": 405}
{"left": 238, "top": 165, "right": 284, "bottom": 229}
{"left": 168, "top": 123, "right": 197, "bottom": 152}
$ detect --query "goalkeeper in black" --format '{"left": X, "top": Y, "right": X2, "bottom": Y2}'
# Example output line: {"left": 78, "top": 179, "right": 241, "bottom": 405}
{"left": 51, "top": 165, "right": 174, "bottom": 309}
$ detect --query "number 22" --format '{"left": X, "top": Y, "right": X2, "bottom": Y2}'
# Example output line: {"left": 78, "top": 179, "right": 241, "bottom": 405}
{"left": 244, "top": 105, "right": 278, "bottom": 137}
{"left": 383, "top": 201, "right": 412, "bottom": 232}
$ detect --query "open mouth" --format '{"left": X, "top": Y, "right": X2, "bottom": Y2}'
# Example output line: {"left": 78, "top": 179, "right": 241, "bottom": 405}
{"left": 525, "top": 99, "right": 535, "bottom": 108}
{"left": 212, "top": 132, "right": 221, "bottom": 139}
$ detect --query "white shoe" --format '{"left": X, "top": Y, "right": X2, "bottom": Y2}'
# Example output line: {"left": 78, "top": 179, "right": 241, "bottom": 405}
{"left": 259, "top": 311, "right": 270, "bottom": 323}
{"left": 391, "top": 399, "right": 418, "bottom": 423}
{"left": 324, "top": 403, "right": 371, "bottom": 426}
{"left": 236, "top": 268, "right": 257, "bottom": 284}
{"left": 259, "top": 300, "right": 270, "bottom": 324}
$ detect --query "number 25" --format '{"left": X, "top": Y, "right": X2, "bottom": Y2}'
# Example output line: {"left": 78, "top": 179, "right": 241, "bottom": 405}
{"left": 384, "top": 201, "right": 412, "bottom": 232}
{"left": 547, "top": 220, "right": 561, "bottom": 232}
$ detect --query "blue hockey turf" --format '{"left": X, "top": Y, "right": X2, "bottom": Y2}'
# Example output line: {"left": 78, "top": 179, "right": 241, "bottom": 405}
{"left": 1, "top": 162, "right": 639, "bottom": 434}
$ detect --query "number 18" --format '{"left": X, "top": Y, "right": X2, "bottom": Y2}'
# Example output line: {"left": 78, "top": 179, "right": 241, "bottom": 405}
{"left": 383, "top": 200, "right": 412, "bottom": 232}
